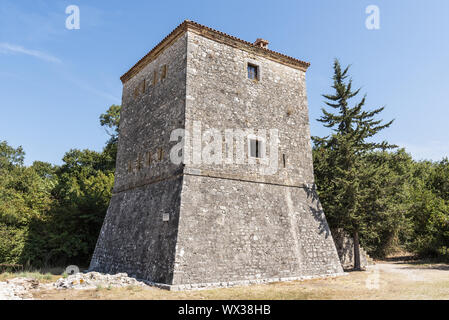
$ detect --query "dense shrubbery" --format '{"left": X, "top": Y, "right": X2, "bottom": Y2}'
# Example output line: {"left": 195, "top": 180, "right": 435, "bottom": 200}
{"left": 0, "top": 129, "right": 115, "bottom": 267}
{"left": 314, "top": 148, "right": 449, "bottom": 260}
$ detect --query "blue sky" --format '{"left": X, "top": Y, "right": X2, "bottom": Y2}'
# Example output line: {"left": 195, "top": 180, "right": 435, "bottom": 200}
{"left": 1, "top": 0, "right": 448, "bottom": 165}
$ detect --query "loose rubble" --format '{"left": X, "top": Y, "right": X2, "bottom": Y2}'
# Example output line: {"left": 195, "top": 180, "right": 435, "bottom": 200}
{"left": 0, "top": 272, "right": 148, "bottom": 300}
{"left": 53, "top": 272, "right": 148, "bottom": 290}
{"left": 0, "top": 278, "right": 39, "bottom": 300}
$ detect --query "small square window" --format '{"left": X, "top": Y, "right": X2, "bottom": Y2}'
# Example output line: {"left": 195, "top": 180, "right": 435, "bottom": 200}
{"left": 249, "top": 139, "right": 262, "bottom": 158}
{"left": 247, "top": 63, "right": 259, "bottom": 81}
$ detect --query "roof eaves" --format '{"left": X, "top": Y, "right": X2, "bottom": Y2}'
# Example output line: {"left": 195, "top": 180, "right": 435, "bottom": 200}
{"left": 120, "top": 20, "right": 310, "bottom": 84}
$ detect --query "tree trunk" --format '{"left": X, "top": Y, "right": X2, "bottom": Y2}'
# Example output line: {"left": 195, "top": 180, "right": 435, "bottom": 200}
{"left": 353, "top": 231, "right": 362, "bottom": 271}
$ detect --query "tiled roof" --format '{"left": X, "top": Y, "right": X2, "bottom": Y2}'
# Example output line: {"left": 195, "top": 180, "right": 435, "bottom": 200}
{"left": 120, "top": 20, "right": 310, "bottom": 83}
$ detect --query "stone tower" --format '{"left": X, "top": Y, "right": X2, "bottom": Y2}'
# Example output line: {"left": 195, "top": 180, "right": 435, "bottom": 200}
{"left": 89, "top": 20, "right": 344, "bottom": 290}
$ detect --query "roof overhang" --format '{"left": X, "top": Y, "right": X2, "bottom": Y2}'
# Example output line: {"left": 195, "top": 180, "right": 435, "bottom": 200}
{"left": 120, "top": 20, "right": 310, "bottom": 84}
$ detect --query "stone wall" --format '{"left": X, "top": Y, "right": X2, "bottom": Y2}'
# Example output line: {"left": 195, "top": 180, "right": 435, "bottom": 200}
{"left": 173, "top": 175, "right": 343, "bottom": 285}
{"left": 331, "top": 228, "right": 372, "bottom": 270}
{"left": 90, "top": 24, "right": 345, "bottom": 289}
{"left": 113, "top": 32, "right": 187, "bottom": 194}
{"left": 184, "top": 30, "right": 314, "bottom": 186}
{"left": 167, "top": 30, "right": 344, "bottom": 285}
{"left": 89, "top": 34, "right": 188, "bottom": 282}
{"left": 89, "top": 177, "right": 183, "bottom": 284}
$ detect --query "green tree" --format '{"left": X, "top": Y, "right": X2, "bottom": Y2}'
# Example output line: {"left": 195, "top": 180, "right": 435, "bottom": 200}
{"left": 429, "top": 158, "right": 449, "bottom": 201}
{"left": 99, "top": 105, "right": 121, "bottom": 161}
{"left": 0, "top": 142, "right": 54, "bottom": 265}
{"left": 313, "top": 59, "right": 395, "bottom": 270}
{"left": 46, "top": 149, "right": 114, "bottom": 266}
{"left": 358, "top": 150, "right": 413, "bottom": 257}
{"left": 405, "top": 159, "right": 449, "bottom": 259}
{"left": 0, "top": 140, "right": 24, "bottom": 169}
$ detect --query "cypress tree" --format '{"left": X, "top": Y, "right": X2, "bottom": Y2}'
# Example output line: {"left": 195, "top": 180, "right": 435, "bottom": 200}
{"left": 313, "top": 59, "right": 396, "bottom": 270}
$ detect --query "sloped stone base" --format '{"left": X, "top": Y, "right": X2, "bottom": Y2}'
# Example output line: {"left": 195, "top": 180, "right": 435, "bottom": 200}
{"left": 142, "top": 271, "right": 348, "bottom": 291}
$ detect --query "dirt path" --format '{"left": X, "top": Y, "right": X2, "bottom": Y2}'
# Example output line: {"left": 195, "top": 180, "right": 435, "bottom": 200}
{"left": 3, "top": 260, "right": 449, "bottom": 300}
{"left": 351, "top": 261, "right": 449, "bottom": 299}
{"left": 375, "top": 260, "right": 449, "bottom": 282}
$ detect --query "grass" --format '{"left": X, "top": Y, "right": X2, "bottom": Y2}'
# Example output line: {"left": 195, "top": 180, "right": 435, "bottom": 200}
{"left": 0, "top": 265, "right": 87, "bottom": 283}
{"left": 3, "top": 260, "right": 449, "bottom": 300}
{"left": 31, "top": 260, "right": 449, "bottom": 300}
{"left": 0, "top": 271, "right": 60, "bottom": 283}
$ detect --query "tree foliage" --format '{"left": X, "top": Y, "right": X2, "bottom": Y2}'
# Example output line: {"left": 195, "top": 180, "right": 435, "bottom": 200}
{"left": 99, "top": 104, "right": 122, "bottom": 161}
{"left": 0, "top": 105, "right": 119, "bottom": 267}
{"left": 313, "top": 59, "right": 396, "bottom": 269}
{"left": 314, "top": 60, "right": 449, "bottom": 263}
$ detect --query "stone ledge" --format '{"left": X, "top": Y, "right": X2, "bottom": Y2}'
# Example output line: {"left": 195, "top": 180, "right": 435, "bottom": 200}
{"left": 140, "top": 272, "right": 348, "bottom": 291}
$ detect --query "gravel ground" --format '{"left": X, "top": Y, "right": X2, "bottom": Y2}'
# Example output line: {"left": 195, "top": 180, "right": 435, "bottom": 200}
{"left": 0, "top": 278, "right": 40, "bottom": 300}
{"left": 0, "top": 272, "right": 148, "bottom": 300}
{"left": 2, "top": 261, "right": 449, "bottom": 300}
{"left": 53, "top": 272, "right": 148, "bottom": 290}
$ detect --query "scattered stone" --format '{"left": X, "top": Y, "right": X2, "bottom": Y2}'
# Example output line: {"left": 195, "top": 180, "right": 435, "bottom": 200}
{"left": 0, "top": 278, "right": 38, "bottom": 300}
{"left": 53, "top": 272, "right": 148, "bottom": 290}
{"left": 0, "top": 272, "right": 150, "bottom": 299}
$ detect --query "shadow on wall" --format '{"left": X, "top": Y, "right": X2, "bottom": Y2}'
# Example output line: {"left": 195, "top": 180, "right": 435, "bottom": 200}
{"left": 303, "top": 184, "right": 372, "bottom": 270}
{"left": 305, "top": 184, "right": 330, "bottom": 238}
{"left": 331, "top": 228, "right": 373, "bottom": 270}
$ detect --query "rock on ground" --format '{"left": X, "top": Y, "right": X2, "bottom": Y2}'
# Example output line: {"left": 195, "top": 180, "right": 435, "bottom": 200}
{"left": 53, "top": 272, "right": 148, "bottom": 290}
{"left": 0, "top": 272, "right": 148, "bottom": 300}
{"left": 0, "top": 278, "right": 39, "bottom": 300}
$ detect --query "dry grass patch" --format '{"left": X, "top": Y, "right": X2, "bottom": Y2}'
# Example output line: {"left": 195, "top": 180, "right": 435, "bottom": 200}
{"left": 31, "top": 261, "right": 449, "bottom": 300}
{"left": 0, "top": 271, "right": 60, "bottom": 283}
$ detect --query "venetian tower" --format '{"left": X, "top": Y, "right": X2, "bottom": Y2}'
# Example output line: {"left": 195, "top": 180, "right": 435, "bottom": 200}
{"left": 89, "top": 21, "right": 344, "bottom": 290}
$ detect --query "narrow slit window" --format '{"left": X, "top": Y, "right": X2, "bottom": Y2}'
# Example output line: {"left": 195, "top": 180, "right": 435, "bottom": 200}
{"left": 247, "top": 63, "right": 259, "bottom": 80}
{"left": 250, "top": 139, "right": 262, "bottom": 158}
{"left": 153, "top": 70, "right": 158, "bottom": 86}
{"left": 141, "top": 79, "right": 146, "bottom": 93}
{"left": 158, "top": 148, "right": 164, "bottom": 161}
{"left": 161, "top": 65, "right": 167, "bottom": 80}
{"left": 146, "top": 151, "right": 152, "bottom": 167}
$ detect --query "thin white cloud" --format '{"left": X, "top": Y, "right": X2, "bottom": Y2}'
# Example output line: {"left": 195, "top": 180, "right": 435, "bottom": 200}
{"left": 0, "top": 42, "right": 61, "bottom": 64}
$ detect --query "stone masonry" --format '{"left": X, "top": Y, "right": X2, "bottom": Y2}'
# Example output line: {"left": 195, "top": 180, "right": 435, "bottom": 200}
{"left": 89, "top": 20, "right": 344, "bottom": 290}
{"left": 331, "top": 229, "right": 373, "bottom": 270}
